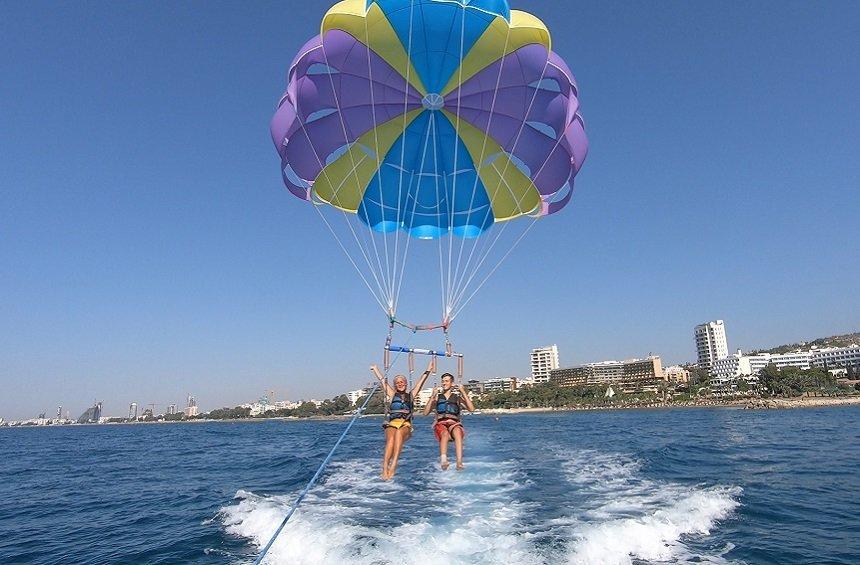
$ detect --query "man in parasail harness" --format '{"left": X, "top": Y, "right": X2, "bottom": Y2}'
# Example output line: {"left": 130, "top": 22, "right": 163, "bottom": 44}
{"left": 423, "top": 372, "right": 475, "bottom": 470}
{"left": 371, "top": 361, "right": 433, "bottom": 480}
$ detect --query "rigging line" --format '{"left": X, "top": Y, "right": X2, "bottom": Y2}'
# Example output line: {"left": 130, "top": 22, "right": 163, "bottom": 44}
{"left": 391, "top": 0, "right": 418, "bottom": 315}
{"left": 451, "top": 214, "right": 540, "bottom": 321}
{"left": 447, "top": 21, "right": 512, "bottom": 313}
{"left": 335, "top": 204, "right": 391, "bottom": 308}
{"left": 394, "top": 117, "right": 428, "bottom": 312}
{"left": 449, "top": 115, "right": 571, "bottom": 314}
{"left": 289, "top": 91, "right": 390, "bottom": 305}
{"left": 351, "top": 209, "right": 395, "bottom": 308}
{"left": 448, "top": 188, "right": 517, "bottom": 313}
{"left": 449, "top": 182, "right": 519, "bottom": 311}
{"left": 441, "top": 121, "right": 454, "bottom": 320}
{"left": 312, "top": 205, "right": 389, "bottom": 314}
{"left": 431, "top": 112, "right": 448, "bottom": 320}
{"left": 327, "top": 164, "right": 393, "bottom": 311}
{"left": 251, "top": 336, "right": 416, "bottom": 565}
{"left": 318, "top": 155, "right": 393, "bottom": 308}
{"left": 445, "top": 3, "right": 469, "bottom": 311}
{"left": 363, "top": 9, "right": 395, "bottom": 304}
{"left": 449, "top": 57, "right": 553, "bottom": 309}
{"left": 448, "top": 176, "right": 537, "bottom": 313}
{"left": 531, "top": 123, "right": 582, "bottom": 184}
{"left": 452, "top": 97, "right": 573, "bottom": 310}
{"left": 433, "top": 7, "right": 461, "bottom": 320}
{"left": 392, "top": 106, "right": 436, "bottom": 316}
{"left": 448, "top": 58, "right": 553, "bottom": 307}
{"left": 291, "top": 133, "right": 389, "bottom": 308}
{"left": 322, "top": 39, "right": 391, "bottom": 302}
{"left": 328, "top": 156, "right": 394, "bottom": 314}
{"left": 488, "top": 55, "right": 551, "bottom": 201}
{"left": 321, "top": 41, "right": 393, "bottom": 306}
{"left": 447, "top": 166, "right": 546, "bottom": 312}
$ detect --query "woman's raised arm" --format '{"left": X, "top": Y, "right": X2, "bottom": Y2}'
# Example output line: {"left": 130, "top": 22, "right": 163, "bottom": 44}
{"left": 370, "top": 364, "right": 394, "bottom": 398}
{"left": 410, "top": 358, "right": 435, "bottom": 396}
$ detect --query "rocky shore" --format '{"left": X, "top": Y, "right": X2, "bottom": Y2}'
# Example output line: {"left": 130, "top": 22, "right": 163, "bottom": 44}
{"left": 477, "top": 395, "right": 860, "bottom": 414}
{"left": 742, "top": 395, "right": 860, "bottom": 410}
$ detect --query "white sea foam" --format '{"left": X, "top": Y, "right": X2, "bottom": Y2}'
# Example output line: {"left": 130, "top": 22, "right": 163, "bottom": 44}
{"left": 220, "top": 449, "right": 741, "bottom": 565}
{"left": 557, "top": 450, "right": 742, "bottom": 565}
{"left": 220, "top": 458, "right": 541, "bottom": 565}
{"left": 565, "top": 486, "right": 741, "bottom": 564}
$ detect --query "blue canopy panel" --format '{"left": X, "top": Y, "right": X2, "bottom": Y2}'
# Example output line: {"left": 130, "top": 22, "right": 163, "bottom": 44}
{"left": 358, "top": 110, "right": 494, "bottom": 239}
{"left": 369, "top": 0, "right": 508, "bottom": 94}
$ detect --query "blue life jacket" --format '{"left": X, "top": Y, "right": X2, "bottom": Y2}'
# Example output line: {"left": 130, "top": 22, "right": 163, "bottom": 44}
{"left": 435, "top": 391, "right": 462, "bottom": 421}
{"left": 388, "top": 391, "right": 413, "bottom": 421}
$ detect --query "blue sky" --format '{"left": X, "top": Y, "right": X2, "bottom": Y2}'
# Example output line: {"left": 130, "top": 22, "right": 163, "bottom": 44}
{"left": 1, "top": 1, "right": 858, "bottom": 420}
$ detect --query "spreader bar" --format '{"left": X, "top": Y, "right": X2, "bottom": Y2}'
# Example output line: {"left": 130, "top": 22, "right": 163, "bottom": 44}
{"left": 385, "top": 344, "right": 463, "bottom": 358}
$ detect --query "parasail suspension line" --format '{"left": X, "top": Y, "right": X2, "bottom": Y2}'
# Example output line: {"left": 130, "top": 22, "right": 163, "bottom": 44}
{"left": 251, "top": 335, "right": 415, "bottom": 565}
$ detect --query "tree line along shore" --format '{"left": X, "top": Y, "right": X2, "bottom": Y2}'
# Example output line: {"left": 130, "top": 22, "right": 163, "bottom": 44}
{"left": 15, "top": 389, "right": 856, "bottom": 427}
{"left": 132, "top": 364, "right": 860, "bottom": 423}
{"left": 12, "top": 364, "right": 852, "bottom": 426}
{"left": 122, "top": 394, "right": 860, "bottom": 424}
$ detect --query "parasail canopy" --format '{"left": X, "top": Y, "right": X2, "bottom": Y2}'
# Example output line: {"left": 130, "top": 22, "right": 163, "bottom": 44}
{"left": 271, "top": 0, "right": 588, "bottom": 325}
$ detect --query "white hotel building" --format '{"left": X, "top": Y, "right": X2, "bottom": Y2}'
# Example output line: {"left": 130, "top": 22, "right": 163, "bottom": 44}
{"left": 710, "top": 353, "right": 756, "bottom": 392}
{"left": 483, "top": 377, "right": 518, "bottom": 393}
{"left": 711, "top": 350, "right": 811, "bottom": 382}
{"left": 695, "top": 320, "right": 729, "bottom": 370}
{"left": 346, "top": 388, "right": 368, "bottom": 406}
{"left": 531, "top": 345, "right": 560, "bottom": 384}
{"left": 742, "top": 346, "right": 860, "bottom": 374}
{"left": 416, "top": 388, "right": 435, "bottom": 408}
{"left": 811, "top": 345, "right": 860, "bottom": 369}
{"left": 709, "top": 344, "right": 860, "bottom": 390}
{"left": 747, "top": 351, "right": 812, "bottom": 372}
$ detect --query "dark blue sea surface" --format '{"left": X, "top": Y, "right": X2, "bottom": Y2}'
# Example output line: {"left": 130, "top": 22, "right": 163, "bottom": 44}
{"left": 1, "top": 407, "right": 858, "bottom": 564}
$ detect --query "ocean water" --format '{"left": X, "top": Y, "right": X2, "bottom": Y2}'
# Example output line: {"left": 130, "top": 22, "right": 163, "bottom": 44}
{"left": 1, "top": 407, "right": 858, "bottom": 564}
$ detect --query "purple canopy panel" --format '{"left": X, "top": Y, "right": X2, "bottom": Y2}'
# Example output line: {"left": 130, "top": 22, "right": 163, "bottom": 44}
{"left": 271, "top": 94, "right": 296, "bottom": 160}
{"left": 273, "top": 30, "right": 423, "bottom": 188}
{"left": 547, "top": 51, "right": 577, "bottom": 93}
{"left": 290, "top": 35, "right": 324, "bottom": 74}
{"left": 544, "top": 179, "right": 575, "bottom": 215}
{"left": 447, "top": 44, "right": 580, "bottom": 198}
{"left": 564, "top": 113, "right": 588, "bottom": 173}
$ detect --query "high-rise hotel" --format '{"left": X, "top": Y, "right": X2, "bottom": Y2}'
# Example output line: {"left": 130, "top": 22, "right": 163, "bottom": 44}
{"left": 694, "top": 320, "right": 729, "bottom": 370}
{"left": 530, "top": 345, "right": 560, "bottom": 384}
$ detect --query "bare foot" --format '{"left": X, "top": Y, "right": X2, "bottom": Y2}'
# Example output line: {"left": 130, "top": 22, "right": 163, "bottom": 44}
{"left": 456, "top": 461, "right": 464, "bottom": 471}
{"left": 441, "top": 457, "right": 450, "bottom": 470}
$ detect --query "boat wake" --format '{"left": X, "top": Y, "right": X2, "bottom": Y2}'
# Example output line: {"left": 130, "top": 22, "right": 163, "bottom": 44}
{"left": 220, "top": 457, "right": 538, "bottom": 564}
{"left": 219, "top": 450, "right": 741, "bottom": 564}
{"left": 558, "top": 451, "right": 741, "bottom": 564}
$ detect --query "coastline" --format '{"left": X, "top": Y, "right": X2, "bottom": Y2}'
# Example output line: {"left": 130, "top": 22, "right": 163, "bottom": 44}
{"left": 4, "top": 395, "right": 858, "bottom": 428}
{"left": 740, "top": 395, "right": 860, "bottom": 410}
{"left": 476, "top": 395, "right": 860, "bottom": 414}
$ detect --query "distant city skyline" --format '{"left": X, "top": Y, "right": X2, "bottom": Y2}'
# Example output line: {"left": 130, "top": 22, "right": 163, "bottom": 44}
{"left": 5, "top": 325, "right": 858, "bottom": 421}
{"left": 1, "top": 1, "right": 858, "bottom": 420}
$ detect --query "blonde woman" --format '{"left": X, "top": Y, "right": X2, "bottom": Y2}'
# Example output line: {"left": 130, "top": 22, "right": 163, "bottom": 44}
{"left": 370, "top": 360, "right": 433, "bottom": 480}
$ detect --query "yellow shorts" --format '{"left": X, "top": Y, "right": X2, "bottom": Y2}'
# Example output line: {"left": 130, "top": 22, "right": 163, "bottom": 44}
{"left": 383, "top": 418, "right": 412, "bottom": 430}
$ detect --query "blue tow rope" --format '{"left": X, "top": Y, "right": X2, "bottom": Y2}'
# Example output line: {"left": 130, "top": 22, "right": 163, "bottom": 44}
{"left": 251, "top": 340, "right": 413, "bottom": 564}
